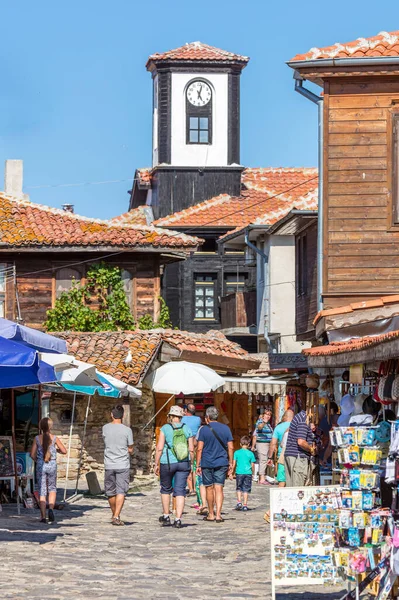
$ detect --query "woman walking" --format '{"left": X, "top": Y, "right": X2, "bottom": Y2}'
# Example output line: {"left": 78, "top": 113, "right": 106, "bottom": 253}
{"left": 30, "top": 417, "right": 67, "bottom": 523}
{"left": 154, "top": 405, "right": 194, "bottom": 529}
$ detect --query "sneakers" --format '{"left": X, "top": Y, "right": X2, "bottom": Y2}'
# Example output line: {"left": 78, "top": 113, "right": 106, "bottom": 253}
{"left": 235, "top": 503, "right": 243, "bottom": 511}
{"left": 242, "top": 505, "right": 249, "bottom": 512}
{"left": 173, "top": 519, "right": 183, "bottom": 529}
{"left": 159, "top": 515, "right": 171, "bottom": 526}
{"left": 48, "top": 509, "right": 55, "bottom": 523}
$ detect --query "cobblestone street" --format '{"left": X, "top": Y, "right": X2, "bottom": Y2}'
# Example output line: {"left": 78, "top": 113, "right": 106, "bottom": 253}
{"left": 1, "top": 481, "right": 346, "bottom": 600}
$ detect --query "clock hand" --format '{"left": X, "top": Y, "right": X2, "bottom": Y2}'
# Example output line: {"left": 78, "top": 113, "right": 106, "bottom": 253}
{"left": 197, "top": 84, "right": 202, "bottom": 100}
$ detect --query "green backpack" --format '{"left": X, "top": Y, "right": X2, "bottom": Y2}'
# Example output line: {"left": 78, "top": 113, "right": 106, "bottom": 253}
{"left": 168, "top": 425, "right": 189, "bottom": 461}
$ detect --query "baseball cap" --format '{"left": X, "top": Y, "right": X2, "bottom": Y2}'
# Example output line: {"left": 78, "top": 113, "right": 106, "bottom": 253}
{"left": 168, "top": 405, "right": 184, "bottom": 417}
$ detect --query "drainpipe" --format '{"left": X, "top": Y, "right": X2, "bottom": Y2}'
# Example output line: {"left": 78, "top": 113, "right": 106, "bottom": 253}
{"left": 294, "top": 73, "right": 324, "bottom": 312}
{"left": 244, "top": 231, "right": 271, "bottom": 347}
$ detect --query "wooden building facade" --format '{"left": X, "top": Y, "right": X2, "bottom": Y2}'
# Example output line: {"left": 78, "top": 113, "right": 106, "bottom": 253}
{"left": 0, "top": 192, "right": 199, "bottom": 328}
{"left": 289, "top": 32, "right": 399, "bottom": 318}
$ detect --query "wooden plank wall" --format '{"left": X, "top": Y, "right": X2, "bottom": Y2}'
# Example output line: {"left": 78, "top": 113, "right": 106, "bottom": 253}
{"left": 1, "top": 254, "right": 161, "bottom": 328}
{"left": 324, "top": 77, "right": 399, "bottom": 309}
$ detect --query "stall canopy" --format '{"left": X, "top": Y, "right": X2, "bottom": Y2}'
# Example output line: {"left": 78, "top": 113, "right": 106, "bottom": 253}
{"left": 0, "top": 336, "right": 56, "bottom": 388}
{"left": 61, "top": 371, "right": 141, "bottom": 398}
{"left": 0, "top": 318, "right": 67, "bottom": 354}
{"left": 220, "top": 376, "right": 289, "bottom": 396}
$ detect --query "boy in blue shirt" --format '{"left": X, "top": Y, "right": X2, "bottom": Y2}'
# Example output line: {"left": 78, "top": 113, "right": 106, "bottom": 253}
{"left": 232, "top": 435, "right": 256, "bottom": 511}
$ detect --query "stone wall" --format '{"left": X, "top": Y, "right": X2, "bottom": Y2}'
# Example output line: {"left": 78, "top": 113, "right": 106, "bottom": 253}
{"left": 49, "top": 385, "right": 155, "bottom": 481}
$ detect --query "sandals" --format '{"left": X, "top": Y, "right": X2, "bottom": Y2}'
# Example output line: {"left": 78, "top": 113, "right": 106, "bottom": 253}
{"left": 203, "top": 516, "right": 216, "bottom": 522}
{"left": 111, "top": 517, "right": 125, "bottom": 526}
{"left": 215, "top": 517, "right": 224, "bottom": 523}
{"left": 197, "top": 507, "right": 208, "bottom": 516}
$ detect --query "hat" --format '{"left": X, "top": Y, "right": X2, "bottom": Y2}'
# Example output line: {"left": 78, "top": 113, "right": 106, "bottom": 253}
{"left": 168, "top": 405, "right": 184, "bottom": 417}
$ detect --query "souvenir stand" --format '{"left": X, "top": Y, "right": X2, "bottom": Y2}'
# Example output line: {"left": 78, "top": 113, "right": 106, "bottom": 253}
{"left": 326, "top": 361, "right": 399, "bottom": 599}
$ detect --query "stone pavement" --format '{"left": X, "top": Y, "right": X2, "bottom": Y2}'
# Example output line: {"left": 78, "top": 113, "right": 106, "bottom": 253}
{"left": 0, "top": 480, "right": 348, "bottom": 600}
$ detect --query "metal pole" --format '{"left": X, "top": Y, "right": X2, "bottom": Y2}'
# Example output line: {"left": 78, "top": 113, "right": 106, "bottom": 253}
{"left": 11, "top": 390, "right": 20, "bottom": 515}
{"left": 74, "top": 396, "right": 91, "bottom": 495}
{"left": 63, "top": 391, "right": 76, "bottom": 501}
{"left": 141, "top": 394, "right": 174, "bottom": 431}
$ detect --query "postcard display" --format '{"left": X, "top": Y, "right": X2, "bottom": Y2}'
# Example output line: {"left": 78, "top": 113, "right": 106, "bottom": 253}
{"left": 331, "top": 423, "right": 396, "bottom": 598}
{"left": 270, "top": 485, "right": 342, "bottom": 598}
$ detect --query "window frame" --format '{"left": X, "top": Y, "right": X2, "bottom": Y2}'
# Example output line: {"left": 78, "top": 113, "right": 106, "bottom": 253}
{"left": 296, "top": 234, "right": 308, "bottom": 297}
{"left": 193, "top": 274, "right": 217, "bottom": 321}
{"left": 54, "top": 267, "right": 82, "bottom": 300}
{"left": 186, "top": 79, "right": 213, "bottom": 146}
{"left": 389, "top": 108, "right": 399, "bottom": 228}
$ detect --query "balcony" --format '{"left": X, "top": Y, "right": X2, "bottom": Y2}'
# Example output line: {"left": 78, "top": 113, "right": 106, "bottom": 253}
{"left": 220, "top": 291, "right": 257, "bottom": 334}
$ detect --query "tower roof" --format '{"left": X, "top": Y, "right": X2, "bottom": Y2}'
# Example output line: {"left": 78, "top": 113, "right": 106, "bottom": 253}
{"left": 146, "top": 41, "right": 249, "bottom": 70}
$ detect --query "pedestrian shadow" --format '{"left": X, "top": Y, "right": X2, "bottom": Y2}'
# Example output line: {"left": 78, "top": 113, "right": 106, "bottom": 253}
{"left": 276, "top": 591, "right": 346, "bottom": 599}
{"left": 0, "top": 529, "right": 64, "bottom": 544}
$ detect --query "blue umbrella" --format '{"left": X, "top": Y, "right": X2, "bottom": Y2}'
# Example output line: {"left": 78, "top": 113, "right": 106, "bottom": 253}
{"left": 61, "top": 372, "right": 120, "bottom": 397}
{"left": 0, "top": 335, "right": 56, "bottom": 388}
{"left": 0, "top": 318, "right": 67, "bottom": 354}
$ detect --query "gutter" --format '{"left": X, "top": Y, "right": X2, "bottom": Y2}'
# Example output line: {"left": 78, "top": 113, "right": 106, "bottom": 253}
{"left": 244, "top": 230, "right": 271, "bottom": 348}
{"left": 287, "top": 56, "right": 399, "bottom": 70}
{"left": 294, "top": 74, "right": 324, "bottom": 312}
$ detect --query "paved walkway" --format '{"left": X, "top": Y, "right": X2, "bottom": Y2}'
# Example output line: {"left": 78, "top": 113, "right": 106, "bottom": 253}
{"left": 1, "top": 480, "right": 347, "bottom": 600}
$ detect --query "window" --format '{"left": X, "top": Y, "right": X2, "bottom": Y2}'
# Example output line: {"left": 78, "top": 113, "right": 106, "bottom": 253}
{"left": 186, "top": 79, "right": 212, "bottom": 145}
{"left": 194, "top": 274, "right": 217, "bottom": 319}
{"left": 189, "top": 117, "right": 209, "bottom": 144}
{"left": 55, "top": 268, "right": 81, "bottom": 298}
{"left": 296, "top": 235, "right": 308, "bottom": 296}
{"left": 0, "top": 264, "right": 7, "bottom": 317}
{"left": 224, "top": 273, "right": 247, "bottom": 294}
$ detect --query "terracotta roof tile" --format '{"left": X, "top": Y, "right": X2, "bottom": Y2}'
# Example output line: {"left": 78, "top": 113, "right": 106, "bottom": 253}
{"left": 57, "top": 329, "right": 258, "bottom": 384}
{"left": 291, "top": 30, "right": 399, "bottom": 62}
{"left": 303, "top": 330, "right": 399, "bottom": 357}
{"left": 0, "top": 194, "right": 199, "bottom": 250}
{"left": 154, "top": 168, "right": 318, "bottom": 230}
{"left": 147, "top": 42, "right": 249, "bottom": 68}
{"left": 110, "top": 206, "right": 149, "bottom": 226}
{"left": 313, "top": 295, "right": 399, "bottom": 326}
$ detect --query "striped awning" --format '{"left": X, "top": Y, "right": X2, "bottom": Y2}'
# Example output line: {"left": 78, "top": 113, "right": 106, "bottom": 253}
{"left": 220, "top": 377, "right": 288, "bottom": 396}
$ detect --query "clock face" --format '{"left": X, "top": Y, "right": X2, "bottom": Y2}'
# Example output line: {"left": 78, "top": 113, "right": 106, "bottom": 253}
{"left": 187, "top": 81, "right": 212, "bottom": 107}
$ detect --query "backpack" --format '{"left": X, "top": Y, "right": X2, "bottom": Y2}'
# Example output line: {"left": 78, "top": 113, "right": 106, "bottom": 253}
{"left": 167, "top": 424, "right": 189, "bottom": 461}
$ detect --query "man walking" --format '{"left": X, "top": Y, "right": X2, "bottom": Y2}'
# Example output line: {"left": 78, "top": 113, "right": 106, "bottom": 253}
{"left": 196, "top": 406, "right": 234, "bottom": 522}
{"left": 284, "top": 409, "right": 316, "bottom": 487}
{"left": 102, "top": 405, "right": 134, "bottom": 526}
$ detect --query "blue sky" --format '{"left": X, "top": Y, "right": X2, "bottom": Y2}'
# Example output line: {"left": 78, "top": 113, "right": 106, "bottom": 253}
{"left": 1, "top": 0, "right": 398, "bottom": 219}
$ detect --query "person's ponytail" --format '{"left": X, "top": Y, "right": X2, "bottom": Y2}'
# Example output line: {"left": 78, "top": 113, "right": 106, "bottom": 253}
{"left": 39, "top": 417, "right": 53, "bottom": 463}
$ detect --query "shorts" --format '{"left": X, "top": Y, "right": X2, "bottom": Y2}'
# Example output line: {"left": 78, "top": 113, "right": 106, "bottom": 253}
{"left": 201, "top": 466, "right": 228, "bottom": 487}
{"left": 160, "top": 461, "right": 190, "bottom": 497}
{"left": 276, "top": 463, "right": 286, "bottom": 483}
{"left": 236, "top": 474, "right": 252, "bottom": 493}
{"left": 104, "top": 468, "right": 130, "bottom": 497}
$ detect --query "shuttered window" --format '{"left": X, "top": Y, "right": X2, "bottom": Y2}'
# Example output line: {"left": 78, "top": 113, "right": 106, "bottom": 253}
{"left": 296, "top": 235, "right": 308, "bottom": 296}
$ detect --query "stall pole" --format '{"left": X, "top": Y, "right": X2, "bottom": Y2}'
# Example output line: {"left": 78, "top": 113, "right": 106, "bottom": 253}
{"left": 141, "top": 394, "right": 174, "bottom": 431}
{"left": 11, "top": 390, "right": 20, "bottom": 515}
{"left": 73, "top": 395, "right": 91, "bottom": 496}
{"left": 63, "top": 391, "right": 76, "bottom": 501}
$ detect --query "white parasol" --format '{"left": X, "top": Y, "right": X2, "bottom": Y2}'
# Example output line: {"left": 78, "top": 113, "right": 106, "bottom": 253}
{"left": 145, "top": 360, "right": 225, "bottom": 395}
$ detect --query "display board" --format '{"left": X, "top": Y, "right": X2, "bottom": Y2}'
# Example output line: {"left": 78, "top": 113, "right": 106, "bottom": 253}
{"left": 270, "top": 485, "right": 342, "bottom": 598}
{"left": 0, "top": 436, "right": 15, "bottom": 477}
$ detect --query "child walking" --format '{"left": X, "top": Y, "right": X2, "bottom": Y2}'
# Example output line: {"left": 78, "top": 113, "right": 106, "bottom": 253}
{"left": 232, "top": 435, "right": 256, "bottom": 511}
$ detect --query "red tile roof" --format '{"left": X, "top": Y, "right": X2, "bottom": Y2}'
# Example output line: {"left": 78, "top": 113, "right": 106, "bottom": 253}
{"left": 303, "top": 330, "right": 399, "bottom": 357}
{"left": 110, "top": 206, "right": 149, "bottom": 226}
{"left": 147, "top": 42, "right": 249, "bottom": 69}
{"left": 291, "top": 30, "right": 399, "bottom": 62}
{"left": 58, "top": 329, "right": 259, "bottom": 384}
{"left": 60, "top": 331, "right": 161, "bottom": 384}
{"left": 0, "top": 194, "right": 199, "bottom": 250}
{"left": 154, "top": 168, "right": 318, "bottom": 230}
{"left": 313, "top": 295, "right": 399, "bottom": 326}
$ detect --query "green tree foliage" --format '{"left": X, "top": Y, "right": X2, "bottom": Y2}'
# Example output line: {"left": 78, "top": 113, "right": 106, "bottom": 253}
{"left": 45, "top": 263, "right": 135, "bottom": 332}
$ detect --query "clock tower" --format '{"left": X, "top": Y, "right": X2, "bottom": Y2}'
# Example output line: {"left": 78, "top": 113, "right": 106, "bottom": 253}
{"left": 130, "top": 42, "right": 249, "bottom": 219}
